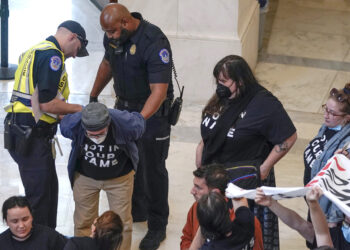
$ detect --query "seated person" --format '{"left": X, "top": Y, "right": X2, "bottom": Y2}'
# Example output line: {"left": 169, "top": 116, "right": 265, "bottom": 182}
{"left": 255, "top": 186, "right": 347, "bottom": 249}
{"left": 190, "top": 192, "right": 254, "bottom": 250}
{"left": 64, "top": 210, "right": 123, "bottom": 250}
{"left": 0, "top": 196, "right": 67, "bottom": 250}
{"left": 180, "top": 164, "right": 263, "bottom": 250}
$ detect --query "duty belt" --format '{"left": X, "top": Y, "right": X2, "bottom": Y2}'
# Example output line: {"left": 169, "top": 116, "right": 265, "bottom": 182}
{"left": 5, "top": 113, "right": 57, "bottom": 138}
{"left": 31, "top": 125, "right": 57, "bottom": 138}
{"left": 116, "top": 97, "right": 172, "bottom": 117}
{"left": 116, "top": 97, "right": 145, "bottom": 111}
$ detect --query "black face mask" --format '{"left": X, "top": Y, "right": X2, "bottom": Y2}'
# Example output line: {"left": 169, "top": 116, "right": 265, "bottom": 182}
{"left": 109, "top": 28, "right": 132, "bottom": 55}
{"left": 216, "top": 84, "right": 232, "bottom": 99}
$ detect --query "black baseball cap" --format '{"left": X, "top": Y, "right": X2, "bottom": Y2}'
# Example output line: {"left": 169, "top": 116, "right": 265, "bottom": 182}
{"left": 58, "top": 20, "right": 89, "bottom": 57}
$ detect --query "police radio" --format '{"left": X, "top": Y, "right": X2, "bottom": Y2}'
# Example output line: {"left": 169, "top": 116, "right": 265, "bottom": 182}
{"left": 168, "top": 59, "right": 184, "bottom": 126}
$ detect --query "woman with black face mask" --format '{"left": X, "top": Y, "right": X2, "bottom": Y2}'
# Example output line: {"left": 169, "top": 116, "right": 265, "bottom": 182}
{"left": 195, "top": 55, "right": 297, "bottom": 250}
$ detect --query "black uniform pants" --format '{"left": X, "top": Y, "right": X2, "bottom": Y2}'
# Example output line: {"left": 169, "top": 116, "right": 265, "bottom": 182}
{"left": 116, "top": 102, "right": 171, "bottom": 231}
{"left": 5, "top": 112, "right": 58, "bottom": 229}
{"left": 134, "top": 115, "right": 170, "bottom": 231}
{"left": 9, "top": 136, "right": 58, "bottom": 229}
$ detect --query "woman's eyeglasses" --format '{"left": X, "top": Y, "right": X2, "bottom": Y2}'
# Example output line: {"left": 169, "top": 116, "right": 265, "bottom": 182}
{"left": 322, "top": 104, "right": 346, "bottom": 117}
{"left": 330, "top": 88, "right": 350, "bottom": 104}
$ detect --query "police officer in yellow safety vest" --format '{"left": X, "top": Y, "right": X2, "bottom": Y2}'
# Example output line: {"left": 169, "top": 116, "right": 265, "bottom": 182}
{"left": 3, "top": 20, "right": 89, "bottom": 229}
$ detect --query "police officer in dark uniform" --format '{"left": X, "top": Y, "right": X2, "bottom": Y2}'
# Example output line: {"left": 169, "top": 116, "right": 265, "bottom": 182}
{"left": 4, "top": 20, "right": 89, "bottom": 229}
{"left": 89, "top": 3, "right": 173, "bottom": 250}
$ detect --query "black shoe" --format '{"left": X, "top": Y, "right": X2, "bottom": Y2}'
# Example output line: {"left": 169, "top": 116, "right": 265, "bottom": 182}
{"left": 139, "top": 230, "right": 166, "bottom": 250}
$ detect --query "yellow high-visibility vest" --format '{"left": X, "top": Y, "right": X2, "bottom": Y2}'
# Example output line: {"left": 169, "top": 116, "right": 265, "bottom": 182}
{"left": 5, "top": 40, "right": 70, "bottom": 124}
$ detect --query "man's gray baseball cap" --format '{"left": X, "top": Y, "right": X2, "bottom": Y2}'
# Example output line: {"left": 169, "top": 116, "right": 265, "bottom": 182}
{"left": 81, "top": 103, "right": 111, "bottom": 131}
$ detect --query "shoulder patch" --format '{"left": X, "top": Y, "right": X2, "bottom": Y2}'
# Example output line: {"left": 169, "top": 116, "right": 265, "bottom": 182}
{"left": 49, "top": 56, "right": 62, "bottom": 71}
{"left": 159, "top": 49, "right": 170, "bottom": 64}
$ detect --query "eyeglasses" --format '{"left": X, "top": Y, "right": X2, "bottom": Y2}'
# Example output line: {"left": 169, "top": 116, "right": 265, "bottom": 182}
{"left": 330, "top": 88, "right": 350, "bottom": 104}
{"left": 322, "top": 104, "right": 346, "bottom": 117}
{"left": 85, "top": 130, "right": 107, "bottom": 139}
{"left": 76, "top": 34, "right": 88, "bottom": 48}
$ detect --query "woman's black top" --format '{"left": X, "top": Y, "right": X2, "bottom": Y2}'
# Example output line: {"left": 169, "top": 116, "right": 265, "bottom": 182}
{"left": 201, "top": 91, "right": 296, "bottom": 165}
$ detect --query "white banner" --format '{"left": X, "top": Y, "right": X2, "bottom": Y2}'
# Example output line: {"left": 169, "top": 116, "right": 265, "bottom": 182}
{"left": 225, "top": 184, "right": 309, "bottom": 201}
{"left": 225, "top": 154, "right": 350, "bottom": 217}
{"left": 307, "top": 154, "right": 350, "bottom": 217}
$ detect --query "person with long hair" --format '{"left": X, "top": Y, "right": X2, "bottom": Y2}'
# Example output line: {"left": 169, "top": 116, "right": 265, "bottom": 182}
{"left": 64, "top": 210, "right": 123, "bottom": 250}
{"left": 190, "top": 192, "right": 255, "bottom": 250}
{"left": 196, "top": 55, "right": 297, "bottom": 249}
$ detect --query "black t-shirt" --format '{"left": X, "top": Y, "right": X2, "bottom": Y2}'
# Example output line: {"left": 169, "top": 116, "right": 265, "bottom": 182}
{"left": 201, "top": 91, "right": 296, "bottom": 164}
{"left": 64, "top": 237, "right": 99, "bottom": 250}
{"left": 103, "top": 12, "right": 173, "bottom": 101}
{"left": 200, "top": 207, "right": 255, "bottom": 250}
{"left": 0, "top": 224, "right": 67, "bottom": 250}
{"left": 303, "top": 128, "right": 337, "bottom": 185}
{"left": 78, "top": 128, "right": 132, "bottom": 180}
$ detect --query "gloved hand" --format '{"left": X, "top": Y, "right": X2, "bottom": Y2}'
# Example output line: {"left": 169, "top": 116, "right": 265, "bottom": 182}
{"left": 89, "top": 96, "right": 98, "bottom": 103}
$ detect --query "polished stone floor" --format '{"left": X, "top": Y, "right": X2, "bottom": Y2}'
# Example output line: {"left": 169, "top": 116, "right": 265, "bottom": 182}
{"left": 1, "top": 0, "right": 350, "bottom": 249}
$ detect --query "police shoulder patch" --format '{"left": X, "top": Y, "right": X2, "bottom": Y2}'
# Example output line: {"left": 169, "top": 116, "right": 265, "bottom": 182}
{"left": 49, "top": 56, "right": 62, "bottom": 71}
{"left": 159, "top": 49, "right": 170, "bottom": 64}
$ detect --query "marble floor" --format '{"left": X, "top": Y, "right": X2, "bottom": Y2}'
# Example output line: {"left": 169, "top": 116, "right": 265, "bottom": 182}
{"left": 1, "top": 0, "right": 349, "bottom": 249}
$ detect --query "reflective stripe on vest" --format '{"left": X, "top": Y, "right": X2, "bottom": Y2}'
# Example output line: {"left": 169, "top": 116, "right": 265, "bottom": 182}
{"left": 4, "top": 41, "right": 70, "bottom": 124}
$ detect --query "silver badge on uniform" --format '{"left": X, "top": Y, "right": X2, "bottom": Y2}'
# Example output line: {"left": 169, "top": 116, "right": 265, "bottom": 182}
{"left": 159, "top": 48, "right": 169, "bottom": 64}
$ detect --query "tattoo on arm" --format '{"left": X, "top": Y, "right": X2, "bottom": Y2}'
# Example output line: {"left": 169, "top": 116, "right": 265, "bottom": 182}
{"left": 275, "top": 141, "right": 289, "bottom": 153}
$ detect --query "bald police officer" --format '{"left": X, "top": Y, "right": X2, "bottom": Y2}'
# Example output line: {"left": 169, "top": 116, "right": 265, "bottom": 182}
{"left": 89, "top": 3, "right": 173, "bottom": 250}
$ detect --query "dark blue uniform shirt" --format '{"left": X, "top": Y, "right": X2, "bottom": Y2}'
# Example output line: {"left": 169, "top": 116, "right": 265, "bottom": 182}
{"left": 103, "top": 12, "right": 173, "bottom": 101}
{"left": 33, "top": 36, "right": 63, "bottom": 103}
